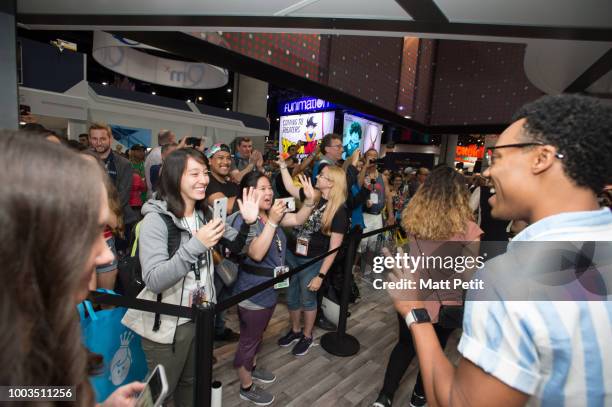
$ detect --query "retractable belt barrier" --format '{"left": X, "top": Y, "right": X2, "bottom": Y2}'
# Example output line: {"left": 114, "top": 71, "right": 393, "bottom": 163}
{"left": 88, "top": 223, "right": 399, "bottom": 407}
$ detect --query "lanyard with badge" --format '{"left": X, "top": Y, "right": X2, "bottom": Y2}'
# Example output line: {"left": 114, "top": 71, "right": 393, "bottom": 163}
{"left": 295, "top": 203, "right": 326, "bottom": 256}
{"left": 181, "top": 213, "right": 211, "bottom": 306}
{"left": 267, "top": 219, "right": 289, "bottom": 289}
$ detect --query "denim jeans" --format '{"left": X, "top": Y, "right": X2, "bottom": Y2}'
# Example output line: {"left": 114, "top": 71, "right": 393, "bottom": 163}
{"left": 286, "top": 251, "right": 323, "bottom": 311}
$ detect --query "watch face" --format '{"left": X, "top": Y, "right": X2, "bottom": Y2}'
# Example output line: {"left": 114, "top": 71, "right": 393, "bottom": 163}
{"left": 412, "top": 308, "right": 431, "bottom": 323}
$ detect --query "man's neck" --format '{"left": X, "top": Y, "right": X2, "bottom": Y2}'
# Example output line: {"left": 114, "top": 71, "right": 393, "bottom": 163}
{"left": 528, "top": 183, "right": 600, "bottom": 224}
{"left": 323, "top": 154, "right": 336, "bottom": 164}
{"left": 211, "top": 171, "right": 226, "bottom": 183}
{"left": 100, "top": 149, "right": 111, "bottom": 160}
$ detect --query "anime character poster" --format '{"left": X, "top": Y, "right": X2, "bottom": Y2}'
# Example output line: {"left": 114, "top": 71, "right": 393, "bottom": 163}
{"left": 342, "top": 114, "right": 383, "bottom": 159}
{"left": 279, "top": 111, "right": 335, "bottom": 154}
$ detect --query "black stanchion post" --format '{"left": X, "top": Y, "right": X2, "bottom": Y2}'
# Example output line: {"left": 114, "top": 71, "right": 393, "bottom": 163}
{"left": 320, "top": 226, "right": 362, "bottom": 356}
{"left": 194, "top": 302, "right": 215, "bottom": 407}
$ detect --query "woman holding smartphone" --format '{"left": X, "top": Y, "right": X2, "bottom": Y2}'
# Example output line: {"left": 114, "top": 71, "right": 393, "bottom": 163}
{"left": 122, "top": 148, "right": 259, "bottom": 407}
{"left": 277, "top": 160, "right": 349, "bottom": 356}
{"left": 231, "top": 171, "right": 316, "bottom": 405}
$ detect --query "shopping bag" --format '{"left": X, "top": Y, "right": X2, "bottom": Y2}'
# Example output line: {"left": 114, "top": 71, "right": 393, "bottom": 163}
{"left": 77, "top": 289, "right": 148, "bottom": 402}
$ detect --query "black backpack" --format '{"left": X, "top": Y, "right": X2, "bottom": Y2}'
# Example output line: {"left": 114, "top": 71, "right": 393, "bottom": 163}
{"left": 116, "top": 214, "right": 181, "bottom": 331}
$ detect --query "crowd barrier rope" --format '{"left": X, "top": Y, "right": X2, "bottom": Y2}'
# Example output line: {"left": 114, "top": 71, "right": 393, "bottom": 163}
{"left": 89, "top": 223, "right": 399, "bottom": 407}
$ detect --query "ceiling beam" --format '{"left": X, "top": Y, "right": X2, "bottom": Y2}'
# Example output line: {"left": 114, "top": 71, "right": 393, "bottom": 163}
{"left": 395, "top": 0, "right": 448, "bottom": 23}
{"left": 17, "top": 14, "right": 612, "bottom": 42}
{"left": 564, "top": 47, "right": 612, "bottom": 93}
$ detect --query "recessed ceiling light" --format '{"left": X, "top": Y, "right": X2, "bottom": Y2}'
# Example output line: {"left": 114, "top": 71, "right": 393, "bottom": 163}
{"left": 198, "top": 96, "right": 203, "bottom": 101}
{"left": 404, "top": 115, "right": 411, "bottom": 119}
{"left": 226, "top": 108, "right": 230, "bottom": 111}
{"left": 187, "top": 99, "right": 191, "bottom": 103}
{"left": 102, "top": 81, "right": 108, "bottom": 86}
{"left": 151, "top": 91, "right": 156, "bottom": 95}
{"left": 227, "top": 88, "right": 232, "bottom": 93}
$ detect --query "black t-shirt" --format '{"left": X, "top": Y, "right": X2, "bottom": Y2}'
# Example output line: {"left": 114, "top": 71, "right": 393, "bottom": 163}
{"left": 292, "top": 195, "right": 349, "bottom": 258}
{"left": 205, "top": 175, "right": 240, "bottom": 211}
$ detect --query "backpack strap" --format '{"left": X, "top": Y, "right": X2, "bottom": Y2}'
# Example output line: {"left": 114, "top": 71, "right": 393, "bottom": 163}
{"left": 152, "top": 213, "right": 183, "bottom": 332}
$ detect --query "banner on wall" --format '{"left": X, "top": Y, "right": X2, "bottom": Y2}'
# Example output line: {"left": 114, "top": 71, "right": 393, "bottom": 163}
{"left": 279, "top": 111, "right": 335, "bottom": 154}
{"left": 342, "top": 113, "right": 383, "bottom": 160}
{"left": 110, "top": 124, "right": 152, "bottom": 148}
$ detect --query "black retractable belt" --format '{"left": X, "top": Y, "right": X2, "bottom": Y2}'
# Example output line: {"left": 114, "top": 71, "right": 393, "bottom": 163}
{"left": 240, "top": 263, "right": 275, "bottom": 278}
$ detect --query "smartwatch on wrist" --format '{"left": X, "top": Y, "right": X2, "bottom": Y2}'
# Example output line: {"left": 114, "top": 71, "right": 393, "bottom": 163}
{"left": 404, "top": 308, "right": 431, "bottom": 328}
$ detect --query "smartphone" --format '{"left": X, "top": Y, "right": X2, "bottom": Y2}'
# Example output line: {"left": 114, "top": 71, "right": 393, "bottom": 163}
{"left": 135, "top": 365, "right": 168, "bottom": 407}
{"left": 277, "top": 197, "right": 296, "bottom": 212}
{"left": 186, "top": 137, "right": 201, "bottom": 147}
{"left": 213, "top": 197, "right": 228, "bottom": 224}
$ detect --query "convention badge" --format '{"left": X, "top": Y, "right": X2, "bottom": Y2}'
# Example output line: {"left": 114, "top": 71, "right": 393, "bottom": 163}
{"left": 273, "top": 266, "right": 290, "bottom": 289}
{"left": 370, "top": 192, "right": 379, "bottom": 205}
{"left": 189, "top": 284, "right": 208, "bottom": 307}
{"left": 296, "top": 236, "right": 310, "bottom": 256}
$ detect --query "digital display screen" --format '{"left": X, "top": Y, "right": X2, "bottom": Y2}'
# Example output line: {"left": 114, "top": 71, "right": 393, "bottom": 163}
{"left": 342, "top": 113, "right": 383, "bottom": 160}
{"left": 278, "top": 111, "right": 335, "bottom": 155}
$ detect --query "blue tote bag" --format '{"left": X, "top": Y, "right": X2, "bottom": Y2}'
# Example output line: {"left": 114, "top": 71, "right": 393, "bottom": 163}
{"left": 77, "top": 289, "right": 148, "bottom": 402}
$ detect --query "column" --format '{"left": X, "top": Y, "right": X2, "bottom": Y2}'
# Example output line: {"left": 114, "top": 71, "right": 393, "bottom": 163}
{"left": 438, "top": 134, "right": 458, "bottom": 167}
{"left": 232, "top": 74, "right": 269, "bottom": 152}
{"left": 0, "top": 0, "right": 18, "bottom": 130}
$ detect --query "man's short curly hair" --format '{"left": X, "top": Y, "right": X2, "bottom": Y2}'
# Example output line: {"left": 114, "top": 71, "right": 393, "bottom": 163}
{"left": 513, "top": 94, "right": 612, "bottom": 193}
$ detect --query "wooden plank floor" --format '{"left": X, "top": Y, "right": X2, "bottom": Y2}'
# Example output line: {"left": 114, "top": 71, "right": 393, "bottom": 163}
{"left": 213, "top": 276, "right": 462, "bottom": 406}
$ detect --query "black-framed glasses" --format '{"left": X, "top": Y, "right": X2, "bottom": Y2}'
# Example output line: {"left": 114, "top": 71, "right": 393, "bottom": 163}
{"left": 486, "top": 142, "right": 565, "bottom": 166}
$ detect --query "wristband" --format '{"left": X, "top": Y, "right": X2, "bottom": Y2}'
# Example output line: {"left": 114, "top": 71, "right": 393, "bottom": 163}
{"left": 304, "top": 201, "right": 315, "bottom": 207}
{"left": 318, "top": 273, "right": 326, "bottom": 279}
{"left": 280, "top": 165, "right": 288, "bottom": 170}
{"left": 267, "top": 221, "right": 279, "bottom": 228}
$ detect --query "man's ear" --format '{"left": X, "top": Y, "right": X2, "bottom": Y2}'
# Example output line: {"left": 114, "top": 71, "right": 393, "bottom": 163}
{"left": 532, "top": 146, "right": 557, "bottom": 175}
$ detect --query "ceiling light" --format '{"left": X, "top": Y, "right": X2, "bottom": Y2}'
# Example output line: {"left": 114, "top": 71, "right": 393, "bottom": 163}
{"left": 187, "top": 99, "right": 191, "bottom": 103}
{"left": 226, "top": 108, "right": 230, "bottom": 111}
{"left": 19, "top": 121, "right": 26, "bottom": 126}
{"left": 404, "top": 115, "right": 411, "bottom": 119}
{"left": 266, "top": 95, "right": 269, "bottom": 99}
{"left": 151, "top": 91, "right": 156, "bottom": 95}
{"left": 227, "top": 88, "right": 232, "bottom": 93}
{"left": 102, "top": 82, "right": 108, "bottom": 86}
{"left": 198, "top": 96, "right": 203, "bottom": 101}
{"left": 399, "top": 106, "right": 404, "bottom": 111}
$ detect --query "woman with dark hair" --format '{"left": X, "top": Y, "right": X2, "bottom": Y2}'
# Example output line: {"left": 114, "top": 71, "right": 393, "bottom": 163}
{"left": 232, "top": 171, "right": 316, "bottom": 405}
{"left": 122, "top": 148, "right": 259, "bottom": 407}
{"left": 0, "top": 131, "right": 144, "bottom": 406}
{"left": 372, "top": 166, "right": 482, "bottom": 407}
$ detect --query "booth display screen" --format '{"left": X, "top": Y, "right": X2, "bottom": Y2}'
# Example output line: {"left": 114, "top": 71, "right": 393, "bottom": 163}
{"left": 342, "top": 113, "right": 383, "bottom": 160}
{"left": 279, "top": 111, "right": 335, "bottom": 154}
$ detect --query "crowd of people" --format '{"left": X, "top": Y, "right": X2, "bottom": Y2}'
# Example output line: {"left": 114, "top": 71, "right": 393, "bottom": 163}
{"left": 1, "top": 93, "right": 611, "bottom": 407}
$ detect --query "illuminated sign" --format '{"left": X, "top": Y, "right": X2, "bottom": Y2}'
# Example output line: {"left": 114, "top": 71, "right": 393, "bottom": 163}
{"left": 456, "top": 144, "right": 485, "bottom": 158}
{"left": 279, "top": 97, "right": 335, "bottom": 115}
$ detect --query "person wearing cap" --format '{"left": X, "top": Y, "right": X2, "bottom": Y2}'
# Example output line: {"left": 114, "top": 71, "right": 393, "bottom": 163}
{"left": 204, "top": 143, "right": 241, "bottom": 342}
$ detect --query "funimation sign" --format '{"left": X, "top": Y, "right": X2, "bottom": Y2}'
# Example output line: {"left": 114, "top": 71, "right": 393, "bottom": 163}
{"left": 278, "top": 97, "right": 335, "bottom": 116}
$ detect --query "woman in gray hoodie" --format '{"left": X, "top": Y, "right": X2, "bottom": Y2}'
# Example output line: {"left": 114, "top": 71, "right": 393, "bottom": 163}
{"left": 123, "top": 148, "right": 259, "bottom": 407}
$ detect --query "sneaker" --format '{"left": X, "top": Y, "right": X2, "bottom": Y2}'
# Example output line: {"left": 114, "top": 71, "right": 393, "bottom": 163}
{"left": 372, "top": 393, "right": 392, "bottom": 407}
{"left": 239, "top": 384, "right": 274, "bottom": 406}
{"left": 410, "top": 391, "right": 427, "bottom": 407}
{"left": 252, "top": 367, "right": 276, "bottom": 384}
{"left": 315, "top": 315, "right": 337, "bottom": 331}
{"left": 215, "top": 327, "right": 240, "bottom": 342}
{"left": 278, "top": 329, "right": 303, "bottom": 347}
{"left": 291, "top": 335, "right": 314, "bottom": 356}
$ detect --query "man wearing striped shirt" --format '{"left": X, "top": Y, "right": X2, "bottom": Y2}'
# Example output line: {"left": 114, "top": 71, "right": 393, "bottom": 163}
{"left": 393, "top": 94, "right": 612, "bottom": 407}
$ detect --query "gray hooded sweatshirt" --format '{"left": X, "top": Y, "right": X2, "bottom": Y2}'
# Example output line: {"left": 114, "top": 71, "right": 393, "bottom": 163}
{"left": 122, "top": 199, "right": 247, "bottom": 344}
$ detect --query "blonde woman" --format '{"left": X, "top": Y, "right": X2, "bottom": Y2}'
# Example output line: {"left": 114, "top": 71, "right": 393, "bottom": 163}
{"left": 277, "top": 162, "right": 349, "bottom": 356}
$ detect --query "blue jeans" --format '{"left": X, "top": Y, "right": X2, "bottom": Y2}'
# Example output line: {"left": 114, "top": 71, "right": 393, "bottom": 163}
{"left": 286, "top": 251, "right": 323, "bottom": 311}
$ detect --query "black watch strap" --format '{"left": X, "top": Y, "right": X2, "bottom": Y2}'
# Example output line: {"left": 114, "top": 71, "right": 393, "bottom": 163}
{"left": 318, "top": 273, "right": 326, "bottom": 279}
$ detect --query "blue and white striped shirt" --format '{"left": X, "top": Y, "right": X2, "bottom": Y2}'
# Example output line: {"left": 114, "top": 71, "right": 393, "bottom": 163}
{"left": 458, "top": 208, "right": 612, "bottom": 407}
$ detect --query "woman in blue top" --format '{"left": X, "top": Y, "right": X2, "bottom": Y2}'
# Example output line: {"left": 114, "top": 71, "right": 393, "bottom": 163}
{"left": 232, "top": 171, "right": 316, "bottom": 406}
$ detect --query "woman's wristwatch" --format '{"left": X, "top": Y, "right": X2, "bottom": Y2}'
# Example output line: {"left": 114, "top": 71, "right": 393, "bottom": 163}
{"left": 318, "top": 273, "right": 326, "bottom": 279}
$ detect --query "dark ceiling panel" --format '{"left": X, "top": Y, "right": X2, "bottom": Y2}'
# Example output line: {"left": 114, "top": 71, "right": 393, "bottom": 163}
{"left": 17, "top": 14, "right": 612, "bottom": 42}
{"left": 395, "top": 0, "right": 449, "bottom": 22}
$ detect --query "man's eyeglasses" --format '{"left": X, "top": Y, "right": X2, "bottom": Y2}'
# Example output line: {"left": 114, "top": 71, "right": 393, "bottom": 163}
{"left": 485, "top": 142, "right": 565, "bottom": 166}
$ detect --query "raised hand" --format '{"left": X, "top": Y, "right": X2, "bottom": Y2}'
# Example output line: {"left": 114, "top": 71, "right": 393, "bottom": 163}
{"left": 195, "top": 218, "right": 225, "bottom": 248}
{"left": 298, "top": 174, "right": 316, "bottom": 202}
{"left": 269, "top": 200, "right": 286, "bottom": 224}
{"left": 237, "top": 187, "right": 260, "bottom": 224}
